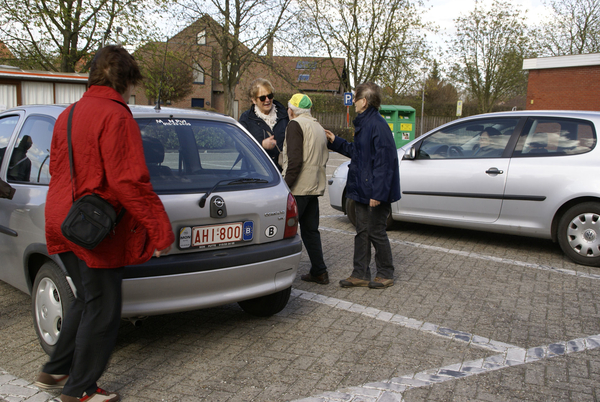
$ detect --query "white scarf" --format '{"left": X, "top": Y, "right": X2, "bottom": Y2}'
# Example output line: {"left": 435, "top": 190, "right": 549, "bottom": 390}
{"left": 254, "top": 104, "right": 278, "bottom": 131}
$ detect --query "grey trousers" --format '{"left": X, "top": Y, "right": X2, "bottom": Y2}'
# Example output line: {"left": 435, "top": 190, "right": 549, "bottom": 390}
{"left": 350, "top": 201, "right": 395, "bottom": 280}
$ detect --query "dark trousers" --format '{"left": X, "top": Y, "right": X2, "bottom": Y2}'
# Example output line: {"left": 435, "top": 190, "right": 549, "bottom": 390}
{"left": 295, "top": 195, "right": 327, "bottom": 276}
{"left": 351, "top": 201, "right": 395, "bottom": 280}
{"left": 43, "top": 252, "right": 123, "bottom": 397}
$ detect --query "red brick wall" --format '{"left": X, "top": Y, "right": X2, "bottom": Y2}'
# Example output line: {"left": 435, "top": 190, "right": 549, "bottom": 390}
{"left": 526, "top": 65, "right": 600, "bottom": 111}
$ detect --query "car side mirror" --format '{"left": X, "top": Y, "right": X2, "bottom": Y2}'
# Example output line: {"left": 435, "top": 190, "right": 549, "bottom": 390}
{"left": 403, "top": 146, "right": 417, "bottom": 160}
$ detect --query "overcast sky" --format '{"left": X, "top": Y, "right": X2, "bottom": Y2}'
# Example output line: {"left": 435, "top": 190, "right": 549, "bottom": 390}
{"left": 420, "top": 0, "right": 554, "bottom": 51}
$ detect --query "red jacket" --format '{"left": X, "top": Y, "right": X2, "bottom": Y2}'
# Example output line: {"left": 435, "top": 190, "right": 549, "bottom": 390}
{"left": 45, "top": 86, "right": 174, "bottom": 268}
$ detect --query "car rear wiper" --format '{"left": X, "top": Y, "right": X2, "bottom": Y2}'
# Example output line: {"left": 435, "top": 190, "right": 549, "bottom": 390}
{"left": 199, "top": 177, "right": 268, "bottom": 207}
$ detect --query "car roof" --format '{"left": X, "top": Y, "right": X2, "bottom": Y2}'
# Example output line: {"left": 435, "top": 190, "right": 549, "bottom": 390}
{"left": 1, "top": 104, "right": 237, "bottom": 124}
{"left": 462, "top": 109, "right": 600, "bottom": 120}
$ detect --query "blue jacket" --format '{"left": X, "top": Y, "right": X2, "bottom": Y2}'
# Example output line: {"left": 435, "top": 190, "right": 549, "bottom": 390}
{"left": 239, "top": 100, "right": 289, "bottom": 168}
{"left": 329, "top": 106, "right": 400, "bottom": 205}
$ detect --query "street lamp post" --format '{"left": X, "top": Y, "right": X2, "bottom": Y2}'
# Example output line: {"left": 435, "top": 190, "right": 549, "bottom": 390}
{"left": 420, "top": 67, "right": 427, "bottom": 137}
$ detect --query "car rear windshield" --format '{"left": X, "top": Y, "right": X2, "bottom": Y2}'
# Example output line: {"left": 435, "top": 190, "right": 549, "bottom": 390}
{"left": 136, "top": 118, "right": 279, "bottom": 193}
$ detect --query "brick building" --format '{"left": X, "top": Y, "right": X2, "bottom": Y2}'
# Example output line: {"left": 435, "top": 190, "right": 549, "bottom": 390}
{"left": 523, "top": 53, "right": 600, "bottom": 111}
{"left": 133, "top": 18, "right": 347, "bottom": 119}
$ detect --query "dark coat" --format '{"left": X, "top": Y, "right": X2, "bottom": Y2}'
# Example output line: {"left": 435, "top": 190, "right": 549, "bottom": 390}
{"left": 329, "top": 106, "right": 401, "bottom": 205}
{"left": 45, "top": 85, "right": 174, "bottom": 268}
{"left": 238, "top": 100, "right": 289, "bottom": 168}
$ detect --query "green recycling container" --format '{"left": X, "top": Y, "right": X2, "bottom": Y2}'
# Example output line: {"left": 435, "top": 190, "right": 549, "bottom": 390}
{"left": 379, "top": 105, "right": 416, "bottom": 148}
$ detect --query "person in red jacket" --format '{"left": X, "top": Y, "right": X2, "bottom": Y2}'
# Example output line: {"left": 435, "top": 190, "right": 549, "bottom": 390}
{"left": 35, "top": 45, "right": 174, "bottom": 402}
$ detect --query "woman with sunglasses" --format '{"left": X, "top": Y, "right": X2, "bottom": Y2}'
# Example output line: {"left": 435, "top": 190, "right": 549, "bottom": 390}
{"left": 239, "top": 78, "right": 289, "bottom": 169}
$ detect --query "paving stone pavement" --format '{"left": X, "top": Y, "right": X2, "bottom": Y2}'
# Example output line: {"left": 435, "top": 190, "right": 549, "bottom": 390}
{"left": 1, "top": 153, "right": 600, "bottom": 401}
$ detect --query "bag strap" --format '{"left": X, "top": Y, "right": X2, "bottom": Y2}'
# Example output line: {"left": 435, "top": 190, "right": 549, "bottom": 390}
{"left": 66, "top": 103, "right": 126, "bottom": 224}
{"left": 67, "top": 103, "right": 77, "bottom": 203}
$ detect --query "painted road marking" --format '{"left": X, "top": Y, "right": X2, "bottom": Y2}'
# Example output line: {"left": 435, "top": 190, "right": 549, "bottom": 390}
{"left": 319, "top": 226, "right": 600, "bottom": 281}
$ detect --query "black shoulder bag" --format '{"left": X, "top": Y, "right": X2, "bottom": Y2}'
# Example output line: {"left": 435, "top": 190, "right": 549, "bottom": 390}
{"left": 60, "top": 103, "right": 125, "bottom": 249}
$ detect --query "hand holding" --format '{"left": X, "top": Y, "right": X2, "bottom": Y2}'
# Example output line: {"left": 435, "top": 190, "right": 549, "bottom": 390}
{"left": 369, "top": 199, "right": 380, "bottom": 207}
{"left": 324, "top": 129, "right": 335, "bottom": 143}
{"left": 262, "top": 136, "right": 277, "bottom": 150}
{"left": 154, "top": 244, "right": 172, "bottom": 258}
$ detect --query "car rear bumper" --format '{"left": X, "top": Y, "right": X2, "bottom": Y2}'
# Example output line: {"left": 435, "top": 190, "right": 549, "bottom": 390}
{"left": 121, "top": 236, "right": 302, "bottom": 317}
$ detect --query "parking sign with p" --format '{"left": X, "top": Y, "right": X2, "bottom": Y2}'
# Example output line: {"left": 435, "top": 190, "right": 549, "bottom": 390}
{"left": 344, "top": 92, "right": 353, "bottom": 106}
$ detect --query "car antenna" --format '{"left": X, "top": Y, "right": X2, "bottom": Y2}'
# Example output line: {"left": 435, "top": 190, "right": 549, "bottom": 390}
{"left": 155, "top": 38, "right": 169, "bottom": 111}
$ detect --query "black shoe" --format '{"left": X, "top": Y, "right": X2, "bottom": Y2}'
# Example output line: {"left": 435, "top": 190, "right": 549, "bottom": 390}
{"left": 301, "top": 272, "right": 330, "bottom": 285}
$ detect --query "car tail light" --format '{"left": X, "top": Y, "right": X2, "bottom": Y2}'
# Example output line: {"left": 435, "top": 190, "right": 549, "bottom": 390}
{"left": 284, "top": 193, "right": 298, "bottom": 239}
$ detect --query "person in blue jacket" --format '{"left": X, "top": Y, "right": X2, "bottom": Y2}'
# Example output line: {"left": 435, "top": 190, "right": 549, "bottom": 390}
{"left": 326, "top": 82, "right": 400, "bottom": 289}
{"left": 239, "top": 78, "right": 289, "bottom": 170}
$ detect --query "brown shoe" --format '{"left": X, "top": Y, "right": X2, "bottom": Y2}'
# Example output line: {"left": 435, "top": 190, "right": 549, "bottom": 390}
{"left": 60, "top": 388, "right": 120, "bottom": 402}
{"left": 369, "top": 277, "right": 394, "bottom": 289}
{"left": 301, "top": 272, "right": 329, "bottom": 284}
{"left": 339, "top": 276, "right": 369, "bottom": 287}
{"left": 34, "top": 372, "right": 69, "bottom": 390}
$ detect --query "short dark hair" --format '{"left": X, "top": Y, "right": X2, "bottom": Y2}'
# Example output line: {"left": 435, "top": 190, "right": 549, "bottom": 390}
{"left": 88, "top": 45, "right": 142, "bottom": 95}
{"left": 355, "top": 82, "right": 382, "bottom": 110}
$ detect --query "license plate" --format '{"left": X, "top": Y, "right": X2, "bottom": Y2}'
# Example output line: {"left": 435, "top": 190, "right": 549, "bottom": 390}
{"left": 179, "top": 221, "right": 253, "bottom": 249}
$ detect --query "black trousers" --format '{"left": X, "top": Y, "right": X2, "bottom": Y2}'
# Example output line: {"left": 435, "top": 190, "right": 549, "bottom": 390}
{"left": 43, "top": 252, "right": 123, "bottom": 397}
{"left": 295, "top": 195, "right": 328, "bottom": 276}
{"left": 351, "top": 201, "right": 395, "bottom": 280}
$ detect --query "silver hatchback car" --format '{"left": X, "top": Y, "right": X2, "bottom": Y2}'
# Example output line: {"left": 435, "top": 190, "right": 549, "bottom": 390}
{"left": 329, "top": 110, "right": 600, "bottom": 267}
{"left": 0, "top": 104, "right": 302, "bottom": 354}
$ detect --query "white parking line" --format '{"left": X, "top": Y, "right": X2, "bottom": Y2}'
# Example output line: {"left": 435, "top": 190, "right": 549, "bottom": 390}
{"left": 291, "top": 289, "right": 600, "bottom": 402}
{"left": 292, "top": 289, "right": 519, "bottom": 352}
{"left": 319, "top": 226, "right": 600, "bottom": 281}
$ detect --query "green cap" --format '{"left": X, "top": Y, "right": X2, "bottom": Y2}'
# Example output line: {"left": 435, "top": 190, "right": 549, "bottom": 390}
{"left": 289, "top": 93, "right": 312, "bottom": 109}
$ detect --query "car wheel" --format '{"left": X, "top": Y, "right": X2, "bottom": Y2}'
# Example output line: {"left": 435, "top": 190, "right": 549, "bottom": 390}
{"left": 558, "top": 202, "right": 600, "bottom": 266}
{"left": 31, "top": 261, "right": 74, "bottom": 355}
{"left": 345, "top": 197, "right": 394, "bottom": 230}
{"left": 238, "top": 286, "right": 291, "bottom": 317}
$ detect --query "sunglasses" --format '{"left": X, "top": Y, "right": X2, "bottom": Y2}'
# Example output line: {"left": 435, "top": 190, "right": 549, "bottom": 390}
{"left": 257, "top": 93, "right": 274, "bottom": 102}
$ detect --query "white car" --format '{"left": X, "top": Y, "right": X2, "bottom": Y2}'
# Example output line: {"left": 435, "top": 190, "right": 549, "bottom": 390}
{"left": 329, "top": 110, "right": 600, "bottom": 266}
{"left": 0, "top": 104, "right": 301, "bottom": 354}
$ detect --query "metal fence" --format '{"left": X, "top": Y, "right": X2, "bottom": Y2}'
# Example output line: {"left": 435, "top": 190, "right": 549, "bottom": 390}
{"left": 313, "top": 112, "right": 458, "bottom": 137}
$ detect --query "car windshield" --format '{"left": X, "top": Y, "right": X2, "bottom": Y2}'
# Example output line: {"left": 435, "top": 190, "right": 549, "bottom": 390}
{"left": 136, "top": 118, "right": 278, "bottom": 193}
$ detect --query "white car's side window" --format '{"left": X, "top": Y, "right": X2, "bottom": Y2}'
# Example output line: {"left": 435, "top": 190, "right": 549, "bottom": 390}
{"left": 417, "top": 118, "right": 519, "bottom": 159}
{"left": 6, "top": 115, "right": 54, "bottom": 184}
{"left": 513, "top": 118, "right": 596, "bottom": 157}
{"left": 0, "top": 115, "right": 20, "bottom": 171}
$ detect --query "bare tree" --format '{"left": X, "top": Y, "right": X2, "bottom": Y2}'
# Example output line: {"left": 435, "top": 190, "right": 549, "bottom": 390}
{"left": 175, "top": 0, "right": 295, "bottom": 117}
{"left": 0, "top": 0, "right": 167, "bottom": 72}
{"left": 536, "top": 0, "right": 600, "bottom": 56}
{"left": 448, "top": 0, "right": 532, "bottom": 114}
{"left": 296, "top": 0, "right": 429, "bottom": 91}
{"left": 136, "top": 42, "right": 195, "bottom": 104}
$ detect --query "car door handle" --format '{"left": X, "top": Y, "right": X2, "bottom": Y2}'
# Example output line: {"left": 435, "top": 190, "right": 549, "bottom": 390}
{"left": 0, "top": 224, "right": 18, "bottom": 237}
{"left": 486, "top": 167, "right": 504, "bottom": 175}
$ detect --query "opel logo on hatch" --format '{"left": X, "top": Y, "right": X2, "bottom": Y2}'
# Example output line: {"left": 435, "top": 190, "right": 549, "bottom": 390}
{"left": 213, "top": 197, "right": 225, "bottom": 208}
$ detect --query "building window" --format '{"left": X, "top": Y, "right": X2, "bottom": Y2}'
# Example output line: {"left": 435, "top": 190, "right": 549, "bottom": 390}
{"left": 128, "top": 95, "right": 136, "bottom": 105}
{"left": 191, "top": 98, "right": 205, "bottom": 108}
{"left": 55, "top": 83, "right": 86, "bottom": 103}
{"left": 193, "top": 64, "right": 204, "bottom": 84}
{"left": 296, "top": 60, "right": 317, "bottom": 70}
{"left": 298, "top": 74, "right": 310, "bottom": 82}
{"left": 197, "top": 30, "right": 206, "bottom": 45}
